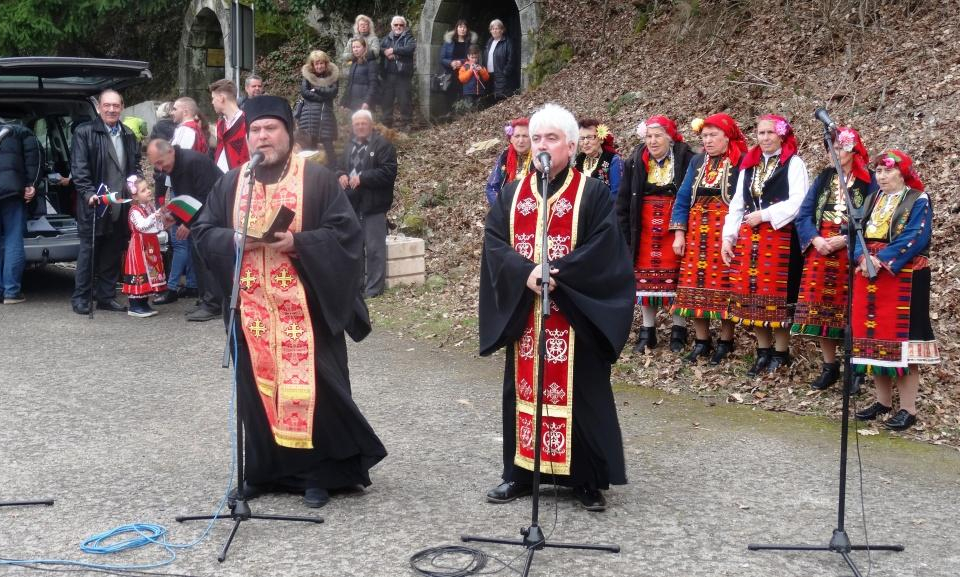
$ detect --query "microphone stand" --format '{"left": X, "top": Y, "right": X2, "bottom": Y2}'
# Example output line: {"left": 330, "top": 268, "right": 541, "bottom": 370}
{"left": 0, "top": 499, "right": 53, "bottom": 508}
{"left": 748, "top": 120, "right": 903, "bottom": 576}
{"left": 176, "top": 160, "right": 323, "bottom": 563}
{"left": 461, "top": 161, "right": 620, "bottom": 576}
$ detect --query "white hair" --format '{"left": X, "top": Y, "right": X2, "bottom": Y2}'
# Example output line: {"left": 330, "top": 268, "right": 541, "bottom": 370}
{"left": 391, "top": 15, "right": 407, "bottom": 26}
{"left": 351, "top": 109, "right": 374, "bottom": 123}
{"left": 529, "top": 103, "right": 579, "bottom": 164}
{"left": 489, "top": 19, "right": 505, "bottom": 30}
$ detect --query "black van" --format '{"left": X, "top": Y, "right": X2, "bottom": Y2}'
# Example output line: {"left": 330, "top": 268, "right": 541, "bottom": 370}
{"left": 0, "top": 57, "right": 151, "bottom": 264}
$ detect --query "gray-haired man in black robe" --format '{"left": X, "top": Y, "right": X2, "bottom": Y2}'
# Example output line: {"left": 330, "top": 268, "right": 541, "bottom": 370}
{"left": 479, "top": 103, "right": 635, "bottom": 512}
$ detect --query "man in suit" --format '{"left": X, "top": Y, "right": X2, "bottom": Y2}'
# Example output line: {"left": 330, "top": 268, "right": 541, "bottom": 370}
{"left": 336, "top": 110, "right": 397, "bottom": 297}
{"left": 70, "top": 89, "right": 141, "bottom": 314}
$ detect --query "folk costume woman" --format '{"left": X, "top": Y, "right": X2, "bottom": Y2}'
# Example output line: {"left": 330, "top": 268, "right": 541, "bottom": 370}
{"left": 575, "top": 119, "right": 623, "bottom": 197}
{"left": 669, "top": 114, "right": 747, "bottom": 364}
{"left": 852, "top": 150, "right": 939, "bottom": 431}
{"left": 721, "top": 115, "right": 808, "bottom": 376}
{"left": 792, "top": 127, "right": 877, "bottom": 390}
{"left": 616, "top": 115, "right": 695, "bottom": 353}
{"left": 485, "top": 118, "right": 533, "bottom": 204}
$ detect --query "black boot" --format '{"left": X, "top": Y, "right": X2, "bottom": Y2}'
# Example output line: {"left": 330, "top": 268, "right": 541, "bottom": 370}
{"left": 669, "top": 326, "right": 688, "bottom": 353}
{"left": 767, "top": 350, "right": 791, "bottom": 372}
{"left": 708, "top": 339, "right": 735, "bottom": 365}
{"left": 747, "top": 348, "right": 773, "bottom": 377}
{"left": 810, "top": 361, "right": 840, "bottom": 390}
{"left": 632, "top": 327, "right": 658, "bottom": 353}
{"left": 684, "top": 338, "right": 712, "bottom": 362}
{"left": 855, "top": 401, "right": 891, "bottom": 421}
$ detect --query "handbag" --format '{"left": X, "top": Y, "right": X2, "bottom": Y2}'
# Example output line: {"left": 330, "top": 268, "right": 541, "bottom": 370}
{"left": 293, "top": 98, "right": 304, "bottom": 120}
{"left": 431, "top": 71, "right": 453, "bottom": 93}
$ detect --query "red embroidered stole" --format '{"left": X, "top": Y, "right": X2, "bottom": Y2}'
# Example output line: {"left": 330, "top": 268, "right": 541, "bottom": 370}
{"left": 233, "top": 155, "right": 317, "bottom": 449}
{"left": 509, "top": 169, "right": 585, "bottom": 476}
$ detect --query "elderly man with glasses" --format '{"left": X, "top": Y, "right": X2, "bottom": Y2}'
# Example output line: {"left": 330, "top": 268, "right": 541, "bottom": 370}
{"left": 379, "top": 15, "right": 417, "bottom": 130}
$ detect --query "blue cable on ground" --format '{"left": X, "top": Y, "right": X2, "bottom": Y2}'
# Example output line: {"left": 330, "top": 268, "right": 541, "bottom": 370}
{"left": 0, "top": 262, "right": 242, "bottom": 572}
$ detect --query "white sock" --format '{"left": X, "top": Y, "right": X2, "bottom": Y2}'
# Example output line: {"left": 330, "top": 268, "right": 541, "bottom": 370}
{"left": 641, "top": 305, "right": 657, "bottom": 327}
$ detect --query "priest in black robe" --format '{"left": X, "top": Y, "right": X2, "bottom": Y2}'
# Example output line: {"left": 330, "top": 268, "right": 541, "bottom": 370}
{"left": 193, "top": 96, "right": 386, "bottom": 508}
{"left": 480, "top": 103, "right": 635, "bottom": 512}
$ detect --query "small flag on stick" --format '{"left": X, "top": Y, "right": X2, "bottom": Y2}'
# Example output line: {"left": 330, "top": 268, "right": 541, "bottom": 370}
{"left": 93, "top": 183, "right": 131, "bottom": 205}
{"left": 165, "top": 195, "right": 203, "bottom": 225}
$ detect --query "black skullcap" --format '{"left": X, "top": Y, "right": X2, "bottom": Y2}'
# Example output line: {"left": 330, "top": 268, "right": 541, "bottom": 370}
{"left": 243, "top": 95, "right": 293, "bottom": 135}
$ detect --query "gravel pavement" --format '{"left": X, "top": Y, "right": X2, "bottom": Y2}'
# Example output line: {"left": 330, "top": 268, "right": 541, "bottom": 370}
{"left": 1, "top": 266, "right": 958, "bottom": 577}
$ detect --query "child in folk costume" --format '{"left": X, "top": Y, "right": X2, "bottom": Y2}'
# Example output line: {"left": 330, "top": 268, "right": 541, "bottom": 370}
{"left": 122, "top": 176, "right": 167, "bottom": 318}
{"left": 617, "top": 115, "right": 695, "bottom": 353}
{"left": 721, "top": 115, "right": 809, "bottom": 377}
{"left": 669, "top": 114, "right": 748, "bottom": 364}
{"left": 852, "top": 150, "right": 939, "bottom": 431}
{"left": 792, "top": 127, "right": 877, "bottom": 390}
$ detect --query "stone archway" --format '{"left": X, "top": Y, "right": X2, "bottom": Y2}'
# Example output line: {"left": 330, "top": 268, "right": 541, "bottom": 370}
{"left": 418, "top": 0, "right": 540, "bottom": 120}
{"left": 178, "top": 0, "right": 234, "bottom": 119}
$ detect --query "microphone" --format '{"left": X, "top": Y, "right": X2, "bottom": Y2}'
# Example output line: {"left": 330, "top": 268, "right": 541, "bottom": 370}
{"left": 814, "top": 108, "right": 837, "bottom": 130}
{"left": 536, "top": 151, "right": 551, "bottom": 174}
{"left": 245, "top": 151, "right": 266, "bottom": 175}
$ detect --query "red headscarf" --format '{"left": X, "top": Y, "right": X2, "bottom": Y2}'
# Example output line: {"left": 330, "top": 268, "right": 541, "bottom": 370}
{"left": 873, "top": 149, "right": 925, "bottom": 192}
{"left": 640, "top": 115, "right": 683, "bottom": 164}
{"left": 834, "top": 126, "right": 871, "bottom": 184}
{"left": 741, "top": 114, "right": 797, "bottom": 169}
{"left": 696, "top": 113, "right": 747, "bottom": 166}
{"left": 504, "top": 118, "right": 529, "bottom": 184}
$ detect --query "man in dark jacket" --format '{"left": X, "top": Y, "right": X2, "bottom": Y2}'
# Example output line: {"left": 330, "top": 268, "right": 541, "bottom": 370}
{"left": 379, "top": 15, "right": 416, "bottom": 130}
{"left": 0, "top": 121, "right": 40, "bottom": 304}
{"left": 146, "top": 139, "right": 224, "bottom": 320}
{"left": 337, "top": 110, "right": 398, "bottom": 297}
{"left": 70, "top": 89, "right": 141, "bottom": 315}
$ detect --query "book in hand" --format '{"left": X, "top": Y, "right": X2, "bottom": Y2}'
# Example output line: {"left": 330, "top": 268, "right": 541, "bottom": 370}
{"left": 247, "top": 205, "right": 295, "bottom": 243}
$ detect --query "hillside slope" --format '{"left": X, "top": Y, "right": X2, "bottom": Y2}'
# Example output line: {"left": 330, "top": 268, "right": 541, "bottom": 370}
{"left": 385, "top": 0, "right": 960, "bottom": 445}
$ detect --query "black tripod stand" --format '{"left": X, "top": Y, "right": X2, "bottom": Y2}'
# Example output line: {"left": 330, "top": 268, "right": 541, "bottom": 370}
{"left": 461, "top": 156, "right": 620, "bottom": 576}
{"left": 748, "top": 110, "right": 903, "bottom": 577}
{"left": 0, "top": 498, "right": 53, "bottom": 508}
{"left": 176, "top": 159, "right": 323, "bottom": 563}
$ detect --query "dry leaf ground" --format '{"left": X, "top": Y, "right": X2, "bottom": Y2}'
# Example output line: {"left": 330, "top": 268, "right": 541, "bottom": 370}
{"left": 376, "top": 0, "right": 960, "bottom": 448}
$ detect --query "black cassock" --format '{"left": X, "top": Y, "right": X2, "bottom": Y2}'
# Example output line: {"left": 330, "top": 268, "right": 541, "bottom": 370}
{"left": 479, "top": 168, "right": 635, "bottom": 489}
{"left": 193, "top": 160, "right": 386, "bottom": 490}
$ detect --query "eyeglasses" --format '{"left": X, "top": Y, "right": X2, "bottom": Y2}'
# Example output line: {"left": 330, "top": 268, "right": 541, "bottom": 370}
{"left": 579, "top": 135, "right": 598, "bottom": 141}
{"left": 392, "top": 23, "right": 405, "bottom": 27}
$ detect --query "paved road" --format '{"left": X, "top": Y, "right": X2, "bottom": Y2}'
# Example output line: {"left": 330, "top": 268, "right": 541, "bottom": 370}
{"left": 1, "top": 266, "right": 958, "bottom": 577}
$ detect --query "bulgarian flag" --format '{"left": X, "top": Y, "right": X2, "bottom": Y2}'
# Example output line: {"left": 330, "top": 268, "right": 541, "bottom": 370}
{"left": 166, "top": 194, "right": 203, "bottom": 224}
{"left": 94, "top": 184, "right": 131, "bottom": 205}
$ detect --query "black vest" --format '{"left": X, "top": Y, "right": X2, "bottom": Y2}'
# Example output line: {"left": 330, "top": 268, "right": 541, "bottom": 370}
{"left": 811, "top": 167, "right": 870, "bottom": 230}
{"left": 739, "top": 156, "right": 791, "bottom": 211}
{"left": 692, "top": 153, "right": 739, "bottom": 205}
{"left": 863, "top": 188, "right": 931, "bottom": 256}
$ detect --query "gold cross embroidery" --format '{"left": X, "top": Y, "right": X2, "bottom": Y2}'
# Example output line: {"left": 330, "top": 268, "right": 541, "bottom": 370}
{"left": 273, "top": 266, "right": 294, "bottom": 289}
{"left": 240, "top": 269, "right": 257, "bottom": 291}
{"left": 284, "top": 323, "right": 305, "bottom": 340}
{"left": 248, "top": 318, "right": 267, "bottom": 337}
